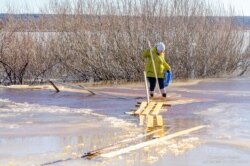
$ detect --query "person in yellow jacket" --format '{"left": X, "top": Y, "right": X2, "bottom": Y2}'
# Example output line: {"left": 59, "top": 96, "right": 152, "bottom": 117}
{"left": 141, "top": 42, "right": 171, "bottom": 98}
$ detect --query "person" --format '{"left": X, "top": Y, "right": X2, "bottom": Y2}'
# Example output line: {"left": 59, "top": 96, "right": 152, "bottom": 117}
{"left": 141, "top": 42, "right": 171, "bottom": 98}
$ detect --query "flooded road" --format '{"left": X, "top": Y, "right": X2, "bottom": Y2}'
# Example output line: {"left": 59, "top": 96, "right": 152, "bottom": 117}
{"left": 0, "top": 77, "right": 250, "bottom": 166}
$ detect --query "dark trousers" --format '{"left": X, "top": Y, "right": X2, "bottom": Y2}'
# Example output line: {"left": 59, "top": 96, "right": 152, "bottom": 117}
{"left": 147, "top": 77, "right": 164, "bottom": 92}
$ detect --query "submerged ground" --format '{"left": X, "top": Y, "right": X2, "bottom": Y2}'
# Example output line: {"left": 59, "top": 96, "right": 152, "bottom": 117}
{"left": 0, "top": 77, "right": 250, "bottom": 166}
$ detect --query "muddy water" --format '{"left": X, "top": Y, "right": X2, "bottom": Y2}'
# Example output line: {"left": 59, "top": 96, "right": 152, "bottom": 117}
{"left": 0, "top": 77, "right": 250, "bottom": 166}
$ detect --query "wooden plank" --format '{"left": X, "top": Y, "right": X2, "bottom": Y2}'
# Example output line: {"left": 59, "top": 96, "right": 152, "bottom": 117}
{"left": 150, "top": 102, "right": 164, "bottom": 115}
{"left": 150, "top": 96, "right": 178, "bottom": 102}
{"left": 156, "top": 115, "right": 164, "bottom": 126}
{"left": 137, "top": 101, "right": 171, "bottom": 107}
{"left": 141, "top": 102, "right": 156, "bottom": 115}
{"left": 134, "top": 101, "right": 148, "bottom": 115}
{"left": 126, "top": 108, "right": 168, "bottom": 115}
{"left": 78, "top": 84, "right": 96, "bottom": 95}
{"left": 100, "top": 125, "right": 207, "bottom": 158}
{"left": 146, "top": 115, "right": 154, "bottom": 128}
{"left": 41, "top": 128, "right": 165, "bottom": 165}
{"left": 81, "top": 128, "right": 163, "bottom": 159}
{"left": 48, "top": 80, "right": 60, "bottom": 93}
{"left": 125, "top": 111, "right": 135, "bottom": 115}
{"left": 139, "top": 115, "right": 145, "bottom": 126}
{"left": 163, "top": 103, "right": 171, "bottom": 107}
{"left": 152, "top": 128, "right": 165, "bottom": 139}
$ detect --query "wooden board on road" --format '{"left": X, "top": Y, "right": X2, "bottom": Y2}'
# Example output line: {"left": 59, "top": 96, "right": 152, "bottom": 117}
{"left": 150, "top": 102, "right": 164, "bottom": 115}
{"left": 141, "top": 102, "right": 156, "bottom": 115}
{"left": 134, "top": 101, "right": 148, "bottom": 114}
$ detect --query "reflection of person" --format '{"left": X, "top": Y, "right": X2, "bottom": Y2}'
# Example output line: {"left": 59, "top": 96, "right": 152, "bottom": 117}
{"left": 141, "top": 42, "right": 171, "bottom": 97}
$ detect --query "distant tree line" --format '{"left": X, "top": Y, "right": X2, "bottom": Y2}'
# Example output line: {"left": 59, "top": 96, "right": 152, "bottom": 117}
{"left": 0, "top": 0, "right": 250, "bottom": 85}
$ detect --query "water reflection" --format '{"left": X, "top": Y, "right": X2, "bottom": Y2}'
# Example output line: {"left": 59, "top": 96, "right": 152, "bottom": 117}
{"left": 139, "top": 114, "right": 168, "bottom": 139}
{"left": 1, "top": 77, "right": 250, "bottom": 165}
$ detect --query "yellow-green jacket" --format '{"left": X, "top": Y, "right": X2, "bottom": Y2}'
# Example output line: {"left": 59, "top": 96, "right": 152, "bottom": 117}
{"left": 141, "top": 47, "right": 171, "bottom": 78}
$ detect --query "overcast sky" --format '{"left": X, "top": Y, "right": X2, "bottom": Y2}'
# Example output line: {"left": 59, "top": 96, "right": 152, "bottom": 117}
{"left": 209, "top": 0, "right": 250, "bottom": 15}
{"left": 0, "top": 0, "right": 250, "bottom": 16}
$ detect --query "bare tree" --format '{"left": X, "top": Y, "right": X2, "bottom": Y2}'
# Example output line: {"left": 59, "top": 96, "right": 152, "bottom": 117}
{"left": 0, "top": 0, "right": 249, "bottom": 85}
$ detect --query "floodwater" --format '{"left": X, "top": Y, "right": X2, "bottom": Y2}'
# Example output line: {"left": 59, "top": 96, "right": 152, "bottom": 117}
{"left": 0, "top": 77, "right": 250, "bottom": 166}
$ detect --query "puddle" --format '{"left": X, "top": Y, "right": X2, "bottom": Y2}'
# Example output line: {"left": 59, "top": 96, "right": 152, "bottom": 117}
{"left": 1, "top": 77, "right": 250, "bottom": 165}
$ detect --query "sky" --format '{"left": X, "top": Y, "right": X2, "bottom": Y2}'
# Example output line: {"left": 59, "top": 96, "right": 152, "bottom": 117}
{"left": 0, "top": 0, "right": 250, "bottom": 16}
{"left": 209, "top": 0, "right": 250, "bottom": 16}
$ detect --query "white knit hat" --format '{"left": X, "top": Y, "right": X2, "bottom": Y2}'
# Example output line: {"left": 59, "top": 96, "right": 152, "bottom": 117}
{"left": 156, "top": 42, "right": 165, "bottom": 53}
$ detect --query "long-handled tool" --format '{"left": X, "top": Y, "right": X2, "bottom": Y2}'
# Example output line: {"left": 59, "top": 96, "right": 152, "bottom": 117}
{"left": 148, "top": 40, "right": 161, "bottom": 95}
{"left": 143, "top": 71, "right": 150, "bottom": 103}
